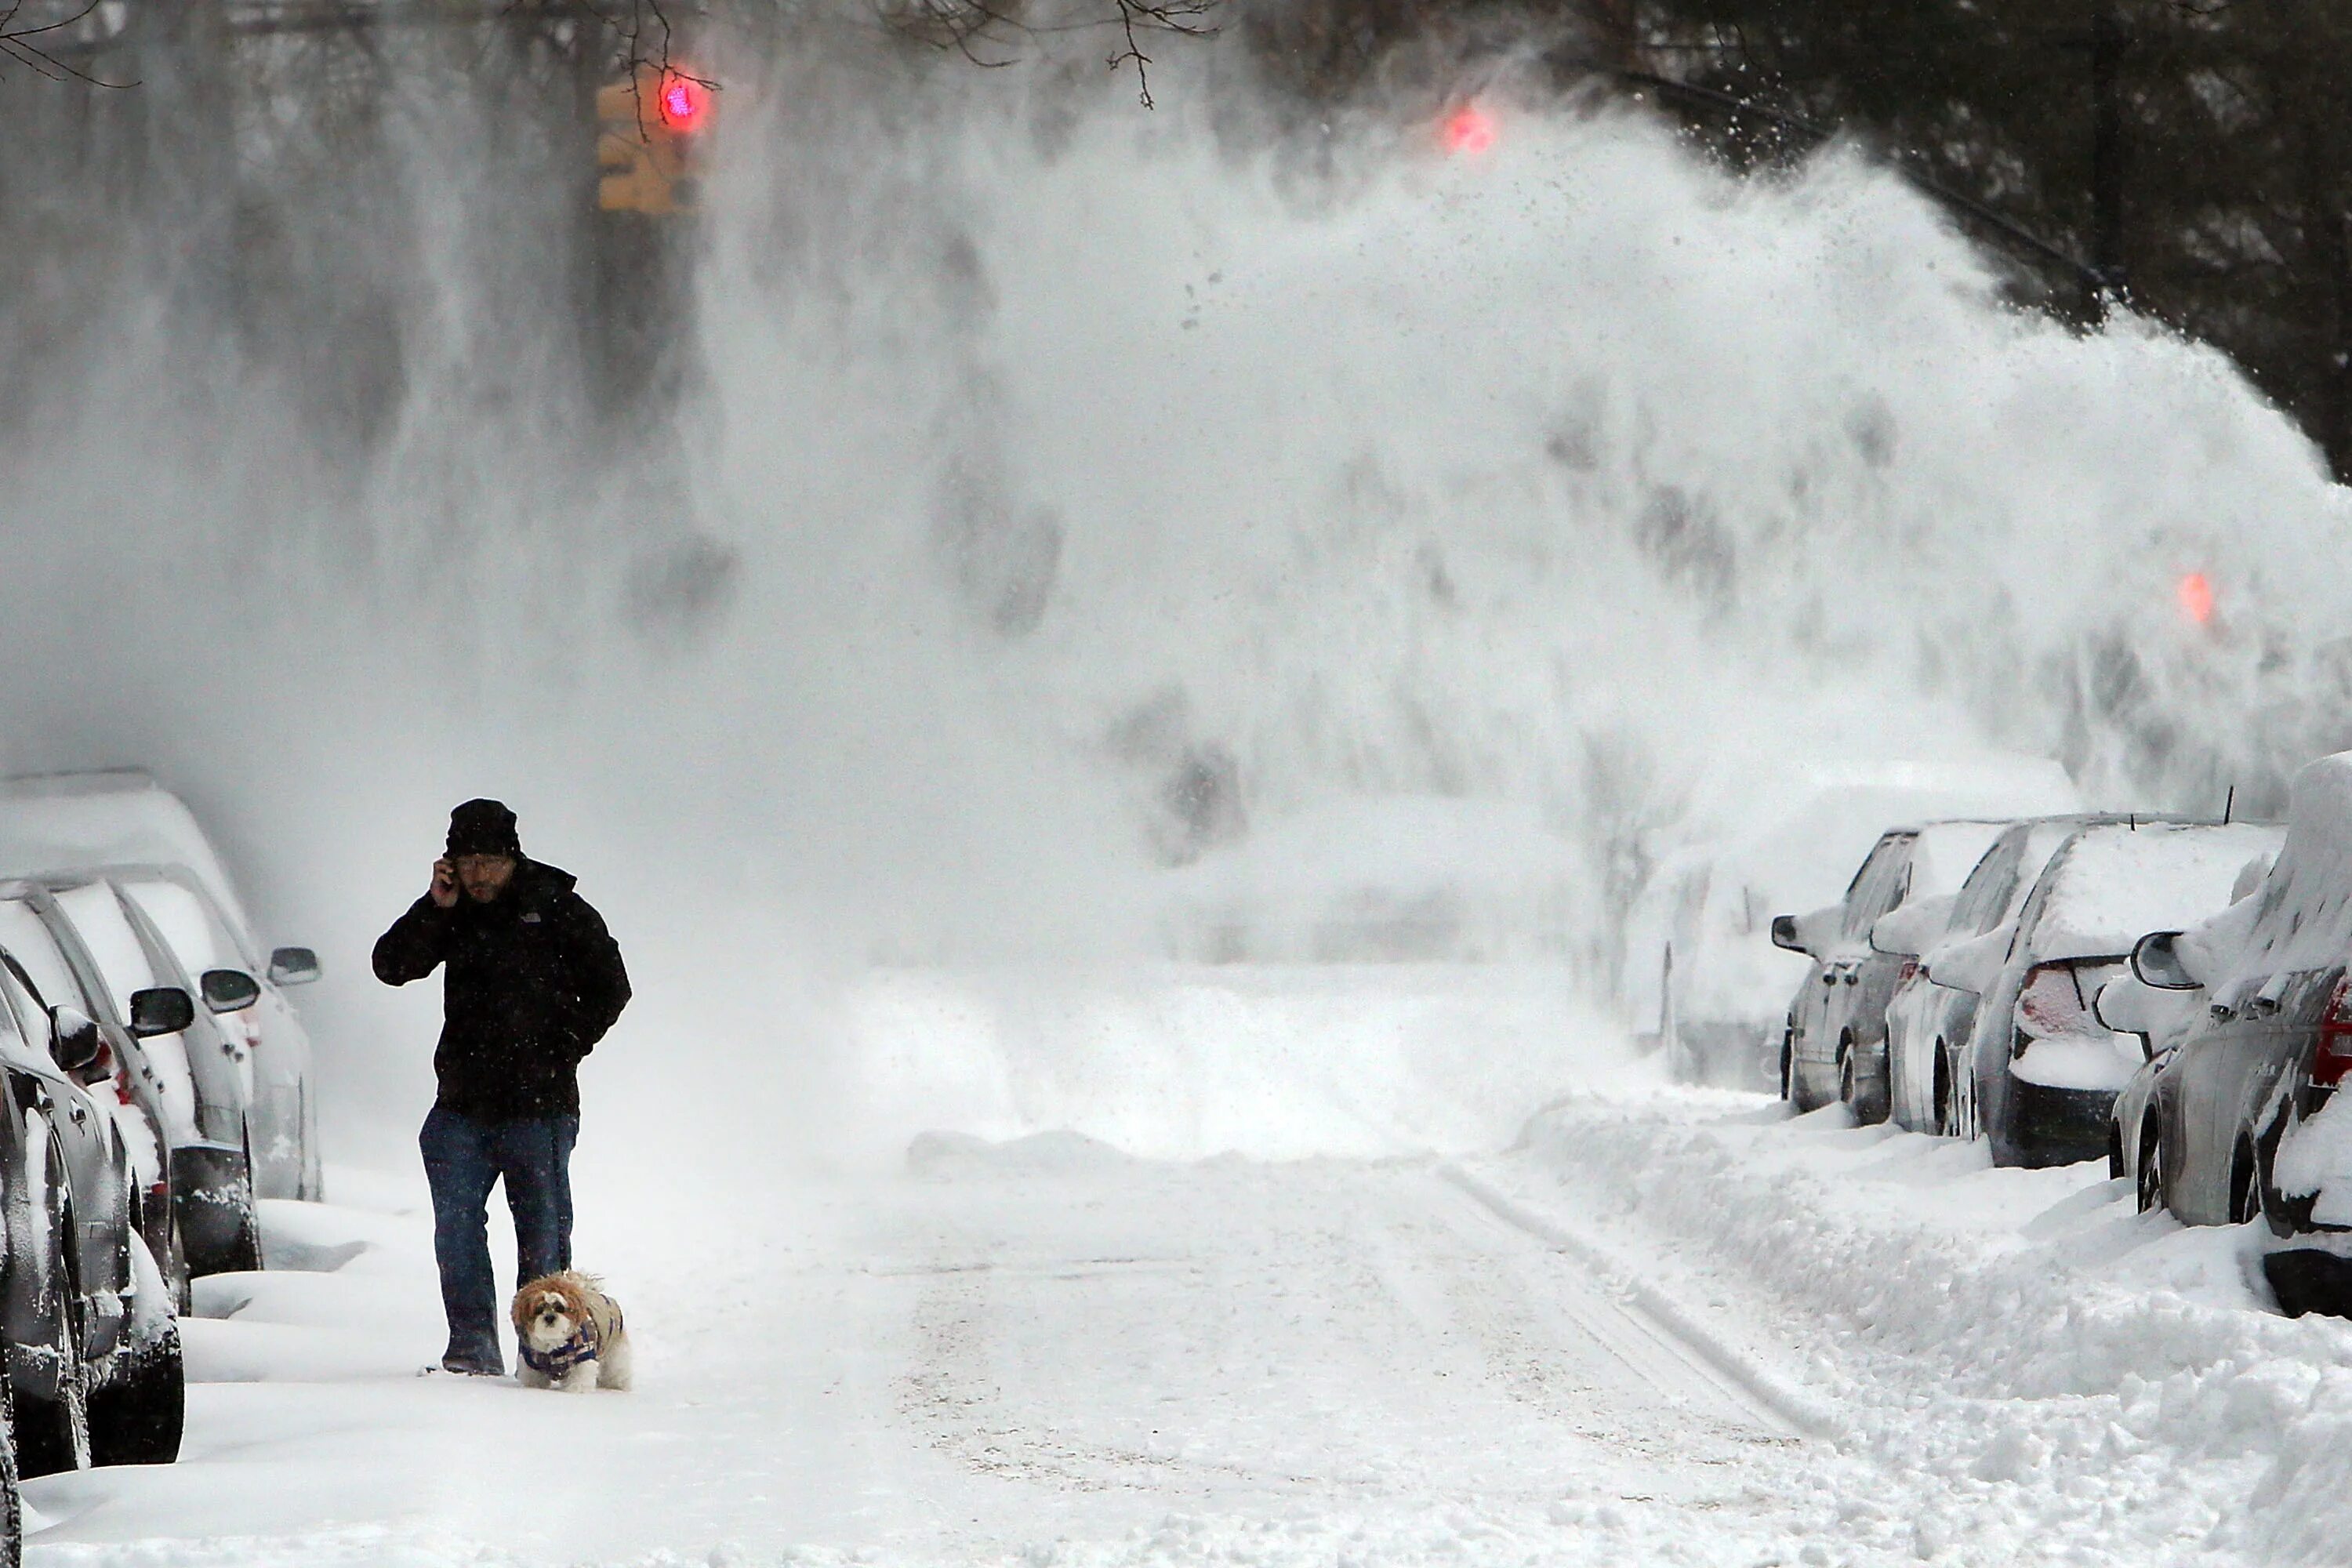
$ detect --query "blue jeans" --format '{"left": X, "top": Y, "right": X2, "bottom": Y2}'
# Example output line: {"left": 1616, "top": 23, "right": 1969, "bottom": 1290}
{"left": 419, "top": 1106, "right": 579, "bottom": 1369}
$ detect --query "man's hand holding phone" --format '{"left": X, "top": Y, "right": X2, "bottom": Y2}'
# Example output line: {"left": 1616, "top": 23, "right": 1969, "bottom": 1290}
{"left": 430, "top": 858, "right": 459, "bottom": 910}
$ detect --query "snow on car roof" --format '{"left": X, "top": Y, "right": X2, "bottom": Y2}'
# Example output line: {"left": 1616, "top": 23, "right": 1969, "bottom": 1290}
{"left": 0, "top": 771, "right": 257, "bottom": 951}
{"left": 2028, "top": 821, "right": 2285, "bottom": 964}
{"left": 1722, "top": 775, "right": 2075, "bottom": 918}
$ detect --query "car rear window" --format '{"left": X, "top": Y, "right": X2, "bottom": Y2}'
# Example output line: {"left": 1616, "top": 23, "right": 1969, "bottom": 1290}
{"left": 2031, "top": 823, "right": 2285, "bottom": 963}
{"left": 119, "top": 879, "right": 242, "bottom": 978}
{"left": 0, "top": 962, "right": 41, "bottom": 1054}
{"left": 1843, "top": 834, "right": 1916, "bottom": 938}
{"left": 0, "top": 898, "right": 84, "bottom": 1018}
{"left": 51, "top": 882, "right": 162, "bottom": 1022}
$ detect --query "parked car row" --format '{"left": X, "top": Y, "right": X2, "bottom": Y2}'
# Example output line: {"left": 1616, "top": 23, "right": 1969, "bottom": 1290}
{"left": 1657, "top": 749, "right": 2352, "bottom": 1320}
{"left": 1620, "top": 756, "right": 2082, "bottom": 1089}
{"left": 1767, "top": 810, "right": 2282, "bottom": 1163}
{"left": 0, "top": 769, "right": 331, "bottom": 1554}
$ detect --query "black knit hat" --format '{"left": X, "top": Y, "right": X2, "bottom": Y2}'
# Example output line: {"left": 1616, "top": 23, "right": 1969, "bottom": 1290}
{"left": 446, "top": 799, "right": 521, "bottom": 858}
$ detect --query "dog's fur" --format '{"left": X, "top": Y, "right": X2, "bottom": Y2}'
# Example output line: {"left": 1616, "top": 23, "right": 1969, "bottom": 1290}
{"left": 510, "top": 1271, "right": 632, "bottom": 1392}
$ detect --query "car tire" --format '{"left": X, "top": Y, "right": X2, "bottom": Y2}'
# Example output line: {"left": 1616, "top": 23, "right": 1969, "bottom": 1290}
{"left": 2137, "top": 1124, "right": 2164, "bottom": 1215}
{"left": 2231, "top": 1138, "right": 2262, "bottom": 1226}
{"left": 1932, "top": 1045, "right": 1955, "bottom": 1138}
{"left": 1839, "top": 1033, "right": 1890, "bottom": 1127}
{"left": 14, "top": 1189, "right": 91, "bottom": 1479}
{"left": 180, "top": 1137, "right": 263, "bottom": 1279}
{"left": 1780, "top": 1027, "right": 1795, "bottom": 1103}
{"left": 87, "top": 1320, "right": 183, "bottom": 1468}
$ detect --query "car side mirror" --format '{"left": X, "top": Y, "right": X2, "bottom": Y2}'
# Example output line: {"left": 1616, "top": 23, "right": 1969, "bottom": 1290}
{"left": 2092, "top": 976, "right": 2162, "bottom": 1058}
{"left": 48, "top": 1006, "right": 101, "bottom": 1073}
{"left": 127, "top": 986, "right": 194, "bottom": 1039}
{"left": 2131, "top": 931, "right": 2199, "bottom": 991}
{"left": 1769, "top": 914, "right": 1805, "bottom": 953}
{"left": 200, "top": 968, "right": 263, "bottom": 1014}
{"left": 1871, "top": 893, "right": 1956, "bottom": 958}
{"left": 1922, "top": 924, "right": 2009, "bottom": 996}
{"left": 267, "top": 946, "right": 321, "bottom": 987}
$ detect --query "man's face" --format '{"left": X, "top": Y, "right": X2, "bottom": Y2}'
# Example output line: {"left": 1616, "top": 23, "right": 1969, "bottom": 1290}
{"left": 452, "top": 854, "right": 517, "bottom": 903}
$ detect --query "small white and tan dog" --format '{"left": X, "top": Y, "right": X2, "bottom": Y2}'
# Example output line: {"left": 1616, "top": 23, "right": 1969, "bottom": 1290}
{"left": 511, "top": 1271, "right": 632, "bottom": 1392}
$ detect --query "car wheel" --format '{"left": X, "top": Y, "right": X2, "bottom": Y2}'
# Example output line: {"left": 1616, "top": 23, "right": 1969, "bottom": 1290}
{"left": 1780, "top": 1026, "right": 1795, "bottom": 1103}
{"left": 2231, "top": 1138, "right": 2262, "bottom": 1226}
{"left": 15, "top": 1187, "right": 91, "bottom": 1479}
{"left": 87, "top": 1319, "right": 183, "bottom": 1468}
{"left": 2108, "top": 1124, "right": 2125, "bottom": 1181}
{"left": 1932, "top": 1045, "right": 1954, "bottom": 1138}
{"left": 1840, "top": 1033, "right": 1891, "bottom": 1127}
{"left": 2137, "top": 1124, "right": 2164, "bottom": 1215}
{"left": 167, "top": 1211, "right": 192, "bottom": 1316}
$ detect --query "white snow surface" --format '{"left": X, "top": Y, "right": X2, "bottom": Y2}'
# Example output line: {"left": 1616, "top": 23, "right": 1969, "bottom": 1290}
{"left": 2030, "top": 822, "right": 2286, "bottom": 964}
{"left": 33, "top": 965, "right": 2352, "bottom": 1568}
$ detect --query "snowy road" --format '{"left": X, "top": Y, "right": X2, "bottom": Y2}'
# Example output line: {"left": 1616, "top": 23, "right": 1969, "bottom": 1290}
{"left": 24, "top": 956, "right": 2352, "bottom": 1568}
{"left": 21, "top": 1138, "right": 1829, "bottom": 1567}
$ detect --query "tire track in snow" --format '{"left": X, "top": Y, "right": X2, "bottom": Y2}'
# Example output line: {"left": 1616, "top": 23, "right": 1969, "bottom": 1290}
{"left": 1438, "top": 1162, "right": 1839, "bottom": 1440}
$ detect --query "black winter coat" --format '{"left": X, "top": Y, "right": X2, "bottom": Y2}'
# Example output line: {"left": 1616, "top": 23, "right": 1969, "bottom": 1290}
{"left": 372, "top": 859, "right": 631, "bottom": 1120}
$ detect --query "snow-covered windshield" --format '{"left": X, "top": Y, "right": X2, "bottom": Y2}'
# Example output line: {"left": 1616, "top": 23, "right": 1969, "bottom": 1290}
{"left": 2026, "top": 822, "right": 2286, "bottom": 965}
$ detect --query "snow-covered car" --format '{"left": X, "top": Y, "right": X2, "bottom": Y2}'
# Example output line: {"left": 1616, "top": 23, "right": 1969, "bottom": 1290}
{"left": 1622, "top": 848, "right": 1789, "bottom": 1087}
{"left": 0, "top": 772, "right": 324, "bottom": 1199}
{"left": 2096, "top": 848, "right": 2274, "bottom": 1210}
{"left": 110, "top": 867, "right": 321, "bottom": 1201}
{"left": 1627, "top": 759, "right": 2080, "bottom": 1091}
{"left": 1927, "top": 819, "right": 2283, "bottom": 1168}
{"left": 21, "top": 876, "right": 276, "bottom": 1279}
{"left": 0, "top": 887, "right": 198, "bottom": 1302}
{"left": 1773, "top": 818, "right": 2011, "bottom": 1119}
{"left": 0, "top": 929, "right": 183, "bottom": 1475}
{"left": 1877, "top": 817, "right": 2128, "bottom": 1136}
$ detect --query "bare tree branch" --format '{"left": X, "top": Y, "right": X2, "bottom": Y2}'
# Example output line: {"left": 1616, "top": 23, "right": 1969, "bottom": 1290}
{"left": 1, "top": 0, "right": 137, "bottom": 87}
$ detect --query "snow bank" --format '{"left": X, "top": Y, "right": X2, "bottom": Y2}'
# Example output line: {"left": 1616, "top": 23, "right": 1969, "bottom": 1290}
{"left": 844, "top": 963, "right": 1614, "bottom": 1163}
{"left": 1505, "top": 1092, "right": 2352, "bottom": 1567}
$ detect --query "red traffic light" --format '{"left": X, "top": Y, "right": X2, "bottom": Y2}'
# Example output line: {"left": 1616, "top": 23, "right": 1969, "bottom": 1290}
{"left": 2177, "top": 572, "right": 2216, "bottom": 626}
{"left": 1442, "top": 103, "right": 1497, "bottom": 156}
{"left": 657, "top": 71, "right": 711, "bottom": 133}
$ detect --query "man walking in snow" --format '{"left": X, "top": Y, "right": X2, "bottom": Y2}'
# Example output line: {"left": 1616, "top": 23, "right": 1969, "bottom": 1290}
{"left": 373, "top": 799, "right": 631, "bottom": 1376}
